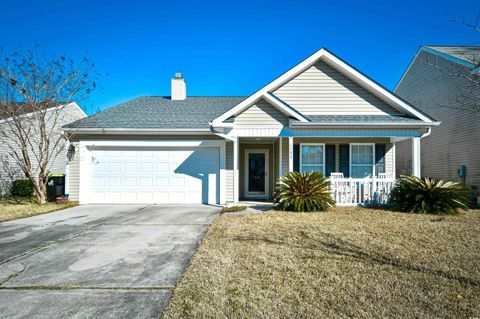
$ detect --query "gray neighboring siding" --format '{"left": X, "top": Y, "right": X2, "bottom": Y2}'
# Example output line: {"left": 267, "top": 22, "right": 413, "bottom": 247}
{"left": 225, "top": 141, "right": 234, "bottom": 202}
{"left": 395, "top": 50, "right": 480, "bottom": 185}
{"left": 234, "top": 100, "right": 288, "bottom": 127}
{"left": 273, "top": 61, "right": 401, "bottom": 116}
{"left": 0, "top": 105, "right": 86, "bottom": 196}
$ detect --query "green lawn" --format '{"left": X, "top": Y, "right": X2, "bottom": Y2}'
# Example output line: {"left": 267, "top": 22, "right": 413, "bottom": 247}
{"left": 164, "top": 207, "right": 480, "bottom": 318}
{"left": 0, "top": 198, "right": 78, "bottom": 222}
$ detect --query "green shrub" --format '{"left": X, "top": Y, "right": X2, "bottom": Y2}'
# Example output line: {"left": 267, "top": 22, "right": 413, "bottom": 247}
{"left": 274, "top": 171, "right": 335, "bottom": 212}
{"left": 389, "top": 175, "right": 469, "bottom": 214}
{"left": 11, "top": 179, "right": 34, "bottom": 197}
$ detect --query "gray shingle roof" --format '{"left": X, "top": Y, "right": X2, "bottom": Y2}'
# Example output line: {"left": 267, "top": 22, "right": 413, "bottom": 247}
{"left": 64, "top": 96, "right": 246, "bottom": 129}
{"left": 425, "top": 46, "right": 480, "bottom": 66}
{"left": 301, "top": 115, "right": 424, "bottom": 123}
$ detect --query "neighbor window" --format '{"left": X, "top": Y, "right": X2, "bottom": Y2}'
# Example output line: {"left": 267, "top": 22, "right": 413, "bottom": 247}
{"left": 350, "top": 144, "right": 375, "bottom": 178}
{"left": 300, "top": 144, "right": 325, "bottom": 174}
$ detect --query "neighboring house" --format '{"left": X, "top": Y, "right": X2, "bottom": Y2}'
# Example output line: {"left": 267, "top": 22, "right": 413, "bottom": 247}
{"left": 0, "top": 102, "right": 87, "bottom": 196}
{"left": 394, "top": 46, "right": 480, "bottom": 186}
{"left": 63, "top": 48, "right": 438, "bottom": 205}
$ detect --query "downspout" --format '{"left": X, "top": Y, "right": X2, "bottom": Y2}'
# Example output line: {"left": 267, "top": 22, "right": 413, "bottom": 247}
{"left": 419, "top": 127, "right": 432, "bottom": 140}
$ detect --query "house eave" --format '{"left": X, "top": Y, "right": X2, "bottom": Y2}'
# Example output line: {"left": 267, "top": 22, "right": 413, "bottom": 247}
{"left": 290, "top": 121, "right": 440, "bottom": 128}
{"left": 62, "top": 127, "right": 212, "bottom": 135}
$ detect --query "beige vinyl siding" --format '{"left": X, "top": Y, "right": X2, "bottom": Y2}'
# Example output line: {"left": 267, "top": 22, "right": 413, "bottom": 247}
{"left": 67, "top": 141, "right": 80, "bottom": 201}
{"left": 273, "top": 61, "right": 401, "bottom": 116}
{"left": 225, "top": 141, "right": 234, "bottom": 202}
{"left": 234, "top": 100, "right": 288, "bottom": 127}
{"left": 385, "top": 143, "right": 394, "bottom": 177}
{"left": 395, "top": 50, "right": 480, "bottom": 185}
{"left": 281, "top": 137, "right": 289, "bottom": 175}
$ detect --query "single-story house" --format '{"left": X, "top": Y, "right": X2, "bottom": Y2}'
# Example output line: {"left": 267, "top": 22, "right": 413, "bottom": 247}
{"left": 0, "top": 102, "right": 86, "bottom": 196}
{"left": 394, "top": 45, "right": 480, "bottom": 186}
{"left": 63, "top": 48, "right": 439, "bottom": 206}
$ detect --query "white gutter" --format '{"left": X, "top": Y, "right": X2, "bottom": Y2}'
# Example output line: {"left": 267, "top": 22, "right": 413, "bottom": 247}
{"left": 62, "top": 127, "right": 212, "bottom": 135}
{"left": 290, "top": 121, "right": 441, "bottom": 128}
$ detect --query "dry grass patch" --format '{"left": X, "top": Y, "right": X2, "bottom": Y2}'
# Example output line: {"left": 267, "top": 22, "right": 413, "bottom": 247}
{"left": 0, "top": 198, "right": 78, "bottom": 222}
{"left": 164, "top": 207, "right": 480, "bottom": 318}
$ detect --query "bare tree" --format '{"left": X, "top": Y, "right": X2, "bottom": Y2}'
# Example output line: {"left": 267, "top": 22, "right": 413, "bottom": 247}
{"left": 0, "top": 48, "right": 97, "bottom": 204}
{"left": 422, "top": 14, "right": 480, "bottom": 113}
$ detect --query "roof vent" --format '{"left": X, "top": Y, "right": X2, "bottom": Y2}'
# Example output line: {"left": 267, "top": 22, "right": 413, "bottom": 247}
{"left": 171, "top": 72, "right": 186, "bottom": 100}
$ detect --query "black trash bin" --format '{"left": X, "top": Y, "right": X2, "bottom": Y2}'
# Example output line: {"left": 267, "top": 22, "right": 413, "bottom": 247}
{"left": 46, "top": 174, "right": 65, "bottom": 202}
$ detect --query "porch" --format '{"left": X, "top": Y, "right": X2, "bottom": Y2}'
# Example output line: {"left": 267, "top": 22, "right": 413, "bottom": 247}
{"left": 229, "top": 135, "right": 419, "bottom": 206}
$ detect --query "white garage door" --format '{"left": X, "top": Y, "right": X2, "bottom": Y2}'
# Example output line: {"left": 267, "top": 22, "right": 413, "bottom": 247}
{"left": 89, "top": 147, "right": 219, "bottom": 204}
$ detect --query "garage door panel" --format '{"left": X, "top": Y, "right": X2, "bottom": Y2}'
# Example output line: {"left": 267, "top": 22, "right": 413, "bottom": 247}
{"left": 89, "top": 147, "right": 220, "bottom": 204}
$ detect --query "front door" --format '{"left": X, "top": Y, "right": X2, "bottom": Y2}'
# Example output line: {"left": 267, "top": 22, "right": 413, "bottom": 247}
{"left": 245, "top": 150, "right": 268, "bottom": 199}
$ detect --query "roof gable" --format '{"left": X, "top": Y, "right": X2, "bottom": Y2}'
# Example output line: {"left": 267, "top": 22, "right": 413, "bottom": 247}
{"left": 212, "top": 48, "right": 435, "bottom": 125}
{"left": 273, "top": 60, "right": 401, "bottom": 116}
{"left": 234, "top": 99, "right": 289, "bottom": 127}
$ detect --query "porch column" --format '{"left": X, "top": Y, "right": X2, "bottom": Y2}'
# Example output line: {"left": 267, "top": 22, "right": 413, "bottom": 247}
{"left": 233, "top": 137, "right": 239, "bottom": 203}
{"left": 278, "top": 138, "right": 283, "bottom": 176}
{"left": 411, "top": 137, "right": 421, "bottom": 177}
{"left": 288, "top": 137, "right": 294, "bottom": 172}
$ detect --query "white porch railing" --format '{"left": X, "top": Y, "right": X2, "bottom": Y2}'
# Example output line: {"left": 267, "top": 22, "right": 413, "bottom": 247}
{"left": 329, "top": 178, "right": 396, "bottom": 206}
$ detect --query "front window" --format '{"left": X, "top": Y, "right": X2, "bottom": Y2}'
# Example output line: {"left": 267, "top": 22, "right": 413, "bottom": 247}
{"left": 350, "top": 144, "right": 374, "bottom": 178}
{"left": 300, "top": 144, "right": 325, "bottom": 174}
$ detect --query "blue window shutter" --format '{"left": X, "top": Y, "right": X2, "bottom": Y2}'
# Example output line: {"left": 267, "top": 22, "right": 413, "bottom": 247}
{"left": 325, "top": 145, "right": 335, "bottom": 177}
{"left": 339, "top": 144, "right": 349, "bottom": 177}
{"left": 293, "top": 145, "right": 300, "bottom": 172}
{"left": 375, "top": 144, "right": 386, "bottom": 175}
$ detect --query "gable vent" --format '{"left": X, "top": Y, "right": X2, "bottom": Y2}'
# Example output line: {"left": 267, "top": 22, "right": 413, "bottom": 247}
{"left": 171, "top": 72, "right": 186, "bottom": 100}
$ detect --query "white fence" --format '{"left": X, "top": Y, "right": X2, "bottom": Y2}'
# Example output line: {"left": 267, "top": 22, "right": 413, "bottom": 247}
{"left": 329, "top": 178, "right": 396, "bottom": 206}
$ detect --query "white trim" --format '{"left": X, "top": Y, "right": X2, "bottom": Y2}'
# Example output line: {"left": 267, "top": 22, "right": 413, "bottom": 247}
{"left": 278, "top": 137, "right": 283, "bottom": 177}
{"left": 230, "top": 127, "right": 283, "bottom": 137}
{"left": 77, "top": 140, "right": 222, "bottom": 148}
{"left": 299, "top": 143, "right": 326, "bottom": 175}
{"left": 63, "top": 127, "right": 212, "bottom": 135}
{"left": 212, "top": 48, "right": 434, "bottom": 126}
{"left": 392, "top": 143, "right": 396, "bottom": 179}
{"left": 244, "top": 149, "right": 269, "bottom": 199}
{"left": 261, "top": 93, "right": 309, "bottom": 122}
{"left": 77, "top": 139, "right": 226, "bottom": 205}
{"left": 349, "top": 143, "right": 376, "bottom": 178}
{"left": 233, "top": 138, "right": 239, "bottom": 203}
{"left": 412, "top": 137, "right": 421, "bottom": 177}
{"left": 288, "top": 137, "right": 294, "bottom": 172}
{"left": 290, "top": 121, "right": 440, "bottom": 128}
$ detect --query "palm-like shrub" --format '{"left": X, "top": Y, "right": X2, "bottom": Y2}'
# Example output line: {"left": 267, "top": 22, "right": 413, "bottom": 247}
{"left": 274, "top": 171, "right": 335, "bottom": 212}
{"left": 389, "top": 175, "right": 469, "bottom": 214}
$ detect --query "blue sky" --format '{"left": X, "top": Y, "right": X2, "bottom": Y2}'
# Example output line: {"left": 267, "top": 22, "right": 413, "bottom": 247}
{"left": 1, "top": 0, "right": 478, "bottom": 114}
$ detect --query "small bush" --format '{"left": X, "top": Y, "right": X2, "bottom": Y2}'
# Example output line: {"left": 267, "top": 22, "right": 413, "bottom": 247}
{"left": 274, "top": 171, "right": 335, "bottom": 212}
{"left": 11, "top": 179, "right": 34, "bottom": 197}
{"left": 389, "top": 175, "right": 469, "bottom": 214}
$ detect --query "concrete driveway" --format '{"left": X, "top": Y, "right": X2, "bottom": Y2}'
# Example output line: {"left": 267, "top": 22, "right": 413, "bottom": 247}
{"left": 0, "top": 204, "right": 220, "bottom": 318}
